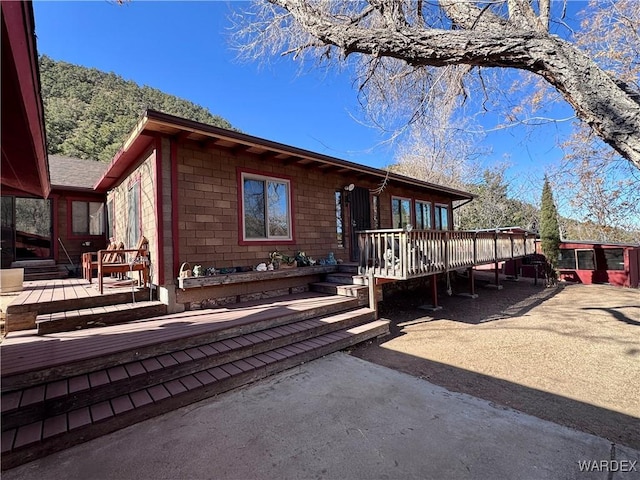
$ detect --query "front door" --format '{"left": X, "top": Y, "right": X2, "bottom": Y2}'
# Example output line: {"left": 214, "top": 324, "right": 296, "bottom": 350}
{"left": 349, "top": 186, "right": 371, "bottom": 262}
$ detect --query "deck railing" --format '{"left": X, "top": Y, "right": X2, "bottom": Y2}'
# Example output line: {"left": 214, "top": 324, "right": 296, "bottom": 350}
{"left": 357, "top": 229, "right": 536, "bottom": 280}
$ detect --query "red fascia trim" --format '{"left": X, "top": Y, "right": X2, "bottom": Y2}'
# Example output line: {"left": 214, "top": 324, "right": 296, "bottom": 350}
{"left": 236, "top": 167, "right": 297, "bottom": 246}
{"left": 154, "top": 136, "right": 165, "bottom": 285}
{"left": 2, "top": 2, "right": 50, "bottom": 197}
{"left": 171, "top": 140, "right": 180, "bottom": 279}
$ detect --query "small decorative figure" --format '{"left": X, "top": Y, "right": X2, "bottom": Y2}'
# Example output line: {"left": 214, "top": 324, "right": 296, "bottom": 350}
{"left": 256, "top": 263, "right": 268, "bottom": 272}
{"left": 192, "top": 265, "right": 203, "bottom": 277}
{"left": 327, "top": 252, "right": 337, "bottom": 265}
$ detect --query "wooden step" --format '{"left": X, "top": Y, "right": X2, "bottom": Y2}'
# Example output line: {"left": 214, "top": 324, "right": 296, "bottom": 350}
{"left": 1, "top": 320, "right": 389, "bottom": 470}
{"left": 6, "top": 288, "right": 151, "bottom": 316}
{"left": 311, "top": 282, "right": 368, "bottom": 303}
{"left": 36, "top": 301, "right": 168, "bottom": 335}
{"left": 1, "top": 294, "right": 362, "bottom": 390}
{"left": 325, "top": 272, "right": 367, "bottom": 285}
{"left": 2, "top": 308, "right": 376, "bottom": 429}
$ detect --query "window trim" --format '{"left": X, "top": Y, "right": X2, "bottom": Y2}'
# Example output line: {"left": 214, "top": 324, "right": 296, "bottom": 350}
{"left": 434, "top": 203, "right": 450, "bottom": 231}
{"left": 415, "top": 200, "right": 432, "bottom": 230}
{"left": 127, "top": 178, "right": 142, "bottom": 249}
{"left": 237, "top": 168, "right": 296, "bottom": 245}
{"left": 391, "top": 196, "right": 412, "bottom": 229}
{"left": 602, "top": 248, "right": 625, "bottom": 271}
{"left": 576, "top": 248, "right": 597, "bottom": 271}
{"left": 67, "top": 197, "right": 106, "bottom": 239}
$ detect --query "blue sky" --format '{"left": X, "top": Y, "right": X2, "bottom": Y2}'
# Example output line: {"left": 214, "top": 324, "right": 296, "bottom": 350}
{"left": 33, "top": 1, "right": 579, "bottom": 189}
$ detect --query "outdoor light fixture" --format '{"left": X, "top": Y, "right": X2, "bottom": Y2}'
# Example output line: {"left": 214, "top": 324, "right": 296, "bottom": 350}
{"left": 344, "top": 183, "right": 355, "bottom": 192}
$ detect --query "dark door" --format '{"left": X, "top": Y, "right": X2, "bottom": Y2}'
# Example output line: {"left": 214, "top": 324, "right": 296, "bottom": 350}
{"left": 349, "top": 186, "right": 371, "bottom": 261}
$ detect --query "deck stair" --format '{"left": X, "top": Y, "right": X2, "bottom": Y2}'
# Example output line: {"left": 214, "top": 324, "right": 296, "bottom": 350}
{"left": 35, "top": 300, "right": 168, "bottom": 335}
{"left": 0, "top": 291, "right": 389, "bottom": 469}
{"left": 10, "top": 260, "right": 67, "bottom": 282}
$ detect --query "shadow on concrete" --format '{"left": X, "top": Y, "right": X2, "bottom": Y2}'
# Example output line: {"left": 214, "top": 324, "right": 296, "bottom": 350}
{"left": 350, "top": 345, "right": 640, "bottom": 451}
{"left": 583, "top": 306, "right": 640, "bottom": 327}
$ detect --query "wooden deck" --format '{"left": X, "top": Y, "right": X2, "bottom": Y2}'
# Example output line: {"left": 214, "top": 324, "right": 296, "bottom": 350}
{"left": 1, "top": 291, "right": 360, "bottom": 384}
{"left": 6, "top": 277, "right": 149, "bottom": 312}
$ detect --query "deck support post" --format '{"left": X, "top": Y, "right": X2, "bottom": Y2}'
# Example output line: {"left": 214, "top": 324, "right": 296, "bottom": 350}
{"left": 494, "top": 262, "right": 500, "bottom": 287}
{"left": 418, "top": 274, "right": 443, "bottom": 311}
{"left": 457, "top": 267, "right": 478, "bottom": 299}
{"left": 368, "top": 269, "right": 378, "bottom": 320}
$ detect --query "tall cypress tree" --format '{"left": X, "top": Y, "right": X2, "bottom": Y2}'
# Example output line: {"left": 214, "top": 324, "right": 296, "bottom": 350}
{"left": 540, "top": 176, "right": 561, "bottom": 270}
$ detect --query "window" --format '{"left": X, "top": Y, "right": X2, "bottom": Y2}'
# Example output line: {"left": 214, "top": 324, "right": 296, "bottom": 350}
{"left": 72, "top": 201, "right": 104, "bottom": 236}
{"left": 392, "top": 197, "right": 411, "bottom": 229}
{"left": 576, "top": 249, "right": 596, "bottom": 270}
{"left": 434, "top": 204, "right": 449, "bottom": 230}
{"left": 127, "top": 181, "right": 140, "bottom": 248}
{"left": 242, "top": 173, "right": 292, "bottom": 241}
{"left": 415, "top": 201, "right": 432, "bottom": 230}
{"left": 603, "top": 249, "right": 624, "bottom": 271}
{"left": 557, "top": 249, "right": 576, "bottom": 269}
{"left": 335, "top": 191, "right": 344, "bottom": 247}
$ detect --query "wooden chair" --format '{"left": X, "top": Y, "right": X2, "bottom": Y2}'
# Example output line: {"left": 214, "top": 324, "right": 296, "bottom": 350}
{"left": 97, "top": 237, "right": 150, "bottom": 294}
{"left": 82, "top": 242, "right": 122, "bottom": 283}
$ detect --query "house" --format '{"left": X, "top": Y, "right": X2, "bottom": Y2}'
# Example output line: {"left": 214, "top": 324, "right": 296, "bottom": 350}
{"left": 94, "top": 110, "right": 486, "bottom": 312}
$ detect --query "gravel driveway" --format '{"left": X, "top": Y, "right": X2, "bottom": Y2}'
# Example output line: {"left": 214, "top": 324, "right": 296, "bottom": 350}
{"left": 351, "top": 273, "right": 640, "bottom": 449}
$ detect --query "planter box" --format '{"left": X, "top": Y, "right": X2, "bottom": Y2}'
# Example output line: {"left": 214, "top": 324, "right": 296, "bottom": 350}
{"left": 0, "top": 268, "right": 24, "bottom": 293}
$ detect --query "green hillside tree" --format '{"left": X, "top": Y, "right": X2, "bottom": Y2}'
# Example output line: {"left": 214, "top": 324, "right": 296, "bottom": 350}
{"left": 40, "top": 56, "right": 236, "bottom": 162}
{"left": 540, "top": 176, "right": 560, "bottom": 281}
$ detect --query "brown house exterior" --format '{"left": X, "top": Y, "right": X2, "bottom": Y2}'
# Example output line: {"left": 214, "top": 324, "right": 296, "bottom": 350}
{"left": 95, "top": 110, "right": 473, "bottom": 312}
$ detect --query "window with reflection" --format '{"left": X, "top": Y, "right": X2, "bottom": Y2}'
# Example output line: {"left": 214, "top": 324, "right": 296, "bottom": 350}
{"left": 242, "top": 172, "right": 291, "bottom": 241}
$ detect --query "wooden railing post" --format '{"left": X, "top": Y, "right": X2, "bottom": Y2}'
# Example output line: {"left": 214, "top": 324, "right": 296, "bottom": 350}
{"left": 368, "top": 269, "right": 378, "bottom": 319}
{"left": 473, "top": 232, "right": 478, "bottom": 265}
{"left": 444, "top": 231, "right": 450, "bottom": 272}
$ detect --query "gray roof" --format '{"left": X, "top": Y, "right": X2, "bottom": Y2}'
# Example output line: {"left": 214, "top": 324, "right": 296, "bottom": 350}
{"left": 48, "top": 154, "right": 108, "bottom": 190}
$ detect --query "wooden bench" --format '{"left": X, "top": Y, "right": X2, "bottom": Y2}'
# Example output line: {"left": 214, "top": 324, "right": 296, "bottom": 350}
{"left": 96, "top": 237, "right": 150, "bottom": 294}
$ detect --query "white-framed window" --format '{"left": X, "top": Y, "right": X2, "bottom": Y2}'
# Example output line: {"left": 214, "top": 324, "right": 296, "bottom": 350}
{"left": 241, "top": 172, "right": 292, "bottom": 241}
{"left": 434, "top": 204, "right": 449, "bottom": 230}
{"left": 392, "top": 196, "right": 412, "bottom": 229}
{"left": 71, "top": 201, "right": 104, "bottom": 236}
{"left": 415, "top": 200, "right": 432, "bottom": 230}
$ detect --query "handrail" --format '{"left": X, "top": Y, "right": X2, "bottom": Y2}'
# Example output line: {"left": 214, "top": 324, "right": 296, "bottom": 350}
{"left": 358, "top": 229, "right": 535, "bottom": 280}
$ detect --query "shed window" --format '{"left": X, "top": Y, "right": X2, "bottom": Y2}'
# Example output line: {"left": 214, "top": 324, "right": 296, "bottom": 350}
{"left": 603, "top": 249, "right": 624, "bottom": 271}
{"left": 415, "top": 201, "right": 432, "bottom": 230}
{"left": 392, "top": 197, "right": 411, "bottom": 229}
{"left": 576, "top": 249, "right": 596, "bottom": 270}
{"left": 242, "top": 173, "right": 291, "bottom": 241}
{"left": 72, "top": 201, "right": 104, "bottom": 236}
{"left": 557, "top": 249, "right": 576, "bottom": 269}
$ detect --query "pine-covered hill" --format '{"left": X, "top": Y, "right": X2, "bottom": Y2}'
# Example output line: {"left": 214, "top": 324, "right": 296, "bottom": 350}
{"left": 40, "top": 55, "right": 236, "bottom": 162}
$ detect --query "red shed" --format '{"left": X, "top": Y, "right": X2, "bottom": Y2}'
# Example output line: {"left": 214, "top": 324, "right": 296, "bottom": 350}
{"left": 554, "top": 240, "right": 640, "bottom": 288}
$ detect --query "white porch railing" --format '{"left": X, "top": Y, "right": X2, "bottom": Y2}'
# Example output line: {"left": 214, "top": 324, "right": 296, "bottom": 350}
{"left": 357, "top": 229, "right": 536, "bottom": 280}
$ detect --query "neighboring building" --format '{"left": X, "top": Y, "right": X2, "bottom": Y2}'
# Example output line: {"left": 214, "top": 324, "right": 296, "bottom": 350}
{"left": 555, "top": 240, "right": 640, "bottom": 288}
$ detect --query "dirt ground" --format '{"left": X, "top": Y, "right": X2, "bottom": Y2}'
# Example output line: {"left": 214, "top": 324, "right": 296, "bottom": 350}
{"left": 350, "top": 272, "right": 640, "bottom": 450}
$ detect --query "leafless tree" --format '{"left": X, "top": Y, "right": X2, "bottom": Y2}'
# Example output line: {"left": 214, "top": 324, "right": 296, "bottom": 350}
{"left": 233, "top": 0, "right": 640, "bottom": 170}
